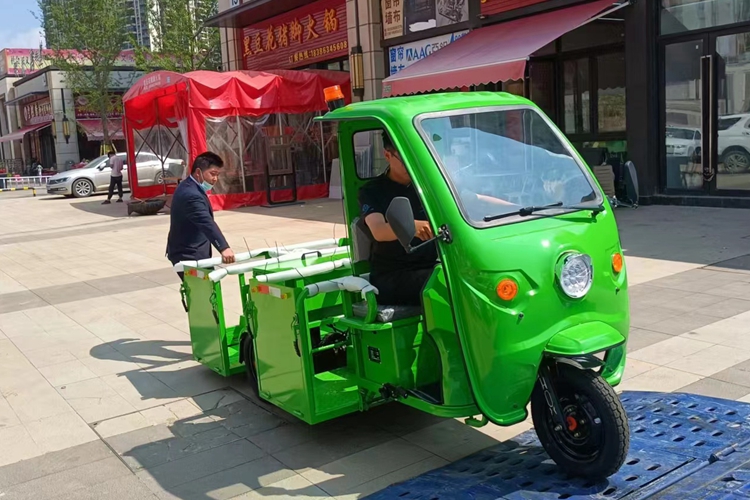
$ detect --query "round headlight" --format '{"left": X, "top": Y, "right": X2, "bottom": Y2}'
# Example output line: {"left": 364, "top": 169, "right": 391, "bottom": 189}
{"left": 558, "top": 253, "right": 593, "bottom": 298}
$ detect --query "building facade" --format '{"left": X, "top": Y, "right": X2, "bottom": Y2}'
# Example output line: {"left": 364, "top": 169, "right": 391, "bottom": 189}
{"left": 0, "top": 48, "right": 142, "bottom": 172}
{"left": 209, "top": 0, "right": 750, "bottom": 207}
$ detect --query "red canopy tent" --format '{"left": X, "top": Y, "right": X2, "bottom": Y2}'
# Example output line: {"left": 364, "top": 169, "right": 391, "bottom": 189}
{"left": 122, "top": 69, "right": 351, "bottom": 209}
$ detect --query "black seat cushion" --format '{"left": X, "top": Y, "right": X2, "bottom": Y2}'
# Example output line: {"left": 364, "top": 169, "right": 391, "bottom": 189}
{"left": 352, "top": 302, "right": 422, "bottom": 323}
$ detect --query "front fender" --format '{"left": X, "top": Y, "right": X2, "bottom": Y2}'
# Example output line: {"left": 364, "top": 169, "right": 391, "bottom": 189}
{"left": 545, "top": 321, "right": 625, "bottom": 356}
{"left": 545, "top": 322, "right": 627, "bottom": 387}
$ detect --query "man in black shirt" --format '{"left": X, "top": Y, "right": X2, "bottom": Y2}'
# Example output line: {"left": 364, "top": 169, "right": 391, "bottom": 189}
{"left": 358, "top": 135, "right": 438, "bottom": 306}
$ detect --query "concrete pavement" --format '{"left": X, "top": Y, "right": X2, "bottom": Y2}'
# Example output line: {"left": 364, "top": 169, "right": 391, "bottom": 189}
{"left": 1, "top": 191, "right": 750, "bottom": 499}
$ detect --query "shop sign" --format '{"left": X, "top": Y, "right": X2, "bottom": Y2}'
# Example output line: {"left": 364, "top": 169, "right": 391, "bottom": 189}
{"left": 480, "top": 0, "right": 547, "bottom": 17}
{"left": 241, "top": 0, "right": 347, "bottom": 71}
{"left": 0, "top": 49, "right": 137, "bottom": 78}
{"left": 382, "top": 0, "right": 404, "bottom": 39}
{"left": 22, "top": 96, "right": 52, "bottom": 126}
{"left": 74, "top": 95, "right": 123, "bottom": 120}
{"left": 383, "top": 0, "right": 468, "bottom": 38}
{"left": 388, "top": 30, "right": 468, "bottom": 75}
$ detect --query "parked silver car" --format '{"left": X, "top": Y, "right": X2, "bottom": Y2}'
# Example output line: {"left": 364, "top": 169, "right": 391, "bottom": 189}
{"left": 46, "top": 152, "right": 185, "bottom": 198}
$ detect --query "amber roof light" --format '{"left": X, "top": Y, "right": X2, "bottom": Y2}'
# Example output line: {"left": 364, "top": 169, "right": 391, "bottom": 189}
{"left": 324, "top": 85, "right": 344, "bottom": 103}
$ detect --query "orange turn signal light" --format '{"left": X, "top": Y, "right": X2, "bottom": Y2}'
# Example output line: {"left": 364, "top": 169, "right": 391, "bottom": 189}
{"left": 612, "top": 253, "right": 623, "bottom": 274}
{"left": 497, "top": 279, "right": 518, "bottom": 301}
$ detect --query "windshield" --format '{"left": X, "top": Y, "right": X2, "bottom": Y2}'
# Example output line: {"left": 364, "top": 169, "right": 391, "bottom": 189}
{"left": 666, "top": 128, "right": 696, "bottom": 140}
{"left": 417, "top": 107, "right": 600, "bottom": 225}
{"left": 84, "top": 155, "right": 108, "bottom": 169}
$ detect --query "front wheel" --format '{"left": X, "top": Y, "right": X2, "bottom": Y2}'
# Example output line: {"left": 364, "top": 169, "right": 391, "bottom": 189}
{"left": 531, "top": 364, "right": 629, "bottom": 479}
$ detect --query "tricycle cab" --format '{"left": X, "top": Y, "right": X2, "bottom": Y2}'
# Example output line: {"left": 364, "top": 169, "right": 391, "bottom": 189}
{"left": 320, "top": 92, "right": 629, "bottom": 427}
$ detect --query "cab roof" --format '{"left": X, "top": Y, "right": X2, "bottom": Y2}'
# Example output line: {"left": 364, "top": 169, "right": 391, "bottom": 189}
{"left": 319, "top": 91, "right": 534, "bottom": 123}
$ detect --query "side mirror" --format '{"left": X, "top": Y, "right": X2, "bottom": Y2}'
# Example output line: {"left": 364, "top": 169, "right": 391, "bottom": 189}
{"left": 386, "top": 196, "right": 416, "bottom": 250}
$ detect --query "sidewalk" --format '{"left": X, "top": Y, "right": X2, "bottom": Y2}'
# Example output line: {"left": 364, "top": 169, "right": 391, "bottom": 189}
{"left": 1, "top": 195, "right": 750, "bottom": 499}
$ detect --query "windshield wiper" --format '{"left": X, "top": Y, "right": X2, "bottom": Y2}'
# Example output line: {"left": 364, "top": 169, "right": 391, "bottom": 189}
{"left": 483, "top": 202, "right": 604, "bottom": 222}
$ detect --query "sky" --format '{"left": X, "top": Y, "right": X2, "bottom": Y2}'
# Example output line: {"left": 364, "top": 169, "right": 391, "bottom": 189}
{"left": 0, "top": 1, "right": 44, "bottom": 50}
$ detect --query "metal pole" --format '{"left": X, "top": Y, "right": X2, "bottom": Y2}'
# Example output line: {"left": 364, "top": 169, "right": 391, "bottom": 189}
{"left": 320, "top": 120, "right": 327, "bottom": 184}
{"left": 237, "top": 116, "right": 247, "bottom": 193}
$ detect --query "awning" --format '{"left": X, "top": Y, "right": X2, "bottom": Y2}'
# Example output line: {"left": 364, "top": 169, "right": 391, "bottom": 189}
{"left": 4, "top": 91, "right": 49, "bottom": 106}
{"left": 382, "top": 0, "right": 629, "bottom": 97}
{"left": 77, "top": 119, "right": 125, "bottom": 141}
{"left": 0, "top": 122, "right": 51, "bottom": 143}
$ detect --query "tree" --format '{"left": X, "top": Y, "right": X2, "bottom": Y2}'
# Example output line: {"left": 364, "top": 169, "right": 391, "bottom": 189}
{"left": 37, "top": 0, "right": 133, "bottom": 148}
{"left": 134, "top": 0, "right": 221, "bottom": 73}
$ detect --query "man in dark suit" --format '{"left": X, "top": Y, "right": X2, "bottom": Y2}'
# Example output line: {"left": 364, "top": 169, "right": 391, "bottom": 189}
{"left": 167, "top": 152, "right": 235, "bottom": 279}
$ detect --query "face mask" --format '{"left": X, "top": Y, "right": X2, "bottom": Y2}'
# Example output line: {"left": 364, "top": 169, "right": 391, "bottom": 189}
{"left": 201, "top": 181, "right": 213, "bottom": 192}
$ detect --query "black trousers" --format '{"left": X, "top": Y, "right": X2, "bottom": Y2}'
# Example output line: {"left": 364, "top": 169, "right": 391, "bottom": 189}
{"left": 370, "top": 267, "right": 434, "bottom": 306}
{"left": 108, "top": 176, "right": 123, "bottom": 200}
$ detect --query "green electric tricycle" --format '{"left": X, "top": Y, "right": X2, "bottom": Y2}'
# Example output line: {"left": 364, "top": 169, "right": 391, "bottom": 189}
{"left": 177, "top": 91, "right": 630, "bottom": 479}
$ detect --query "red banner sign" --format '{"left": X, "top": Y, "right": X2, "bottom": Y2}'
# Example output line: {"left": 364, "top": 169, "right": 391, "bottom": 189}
{"left": 74, "top": 95, "right": 123, "bottom": 120}
{"left": 241, "top": 0, "right": 347, "bottom": 71}
{"left": 23, "top": 96, "right": 53, "bottom": 126}
{"left": 480, "top": 0, "right": 547, "bottom": 17}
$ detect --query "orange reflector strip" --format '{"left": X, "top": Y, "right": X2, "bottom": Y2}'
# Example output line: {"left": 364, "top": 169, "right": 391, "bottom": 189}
{"left": 612, "top": 253, "right": 623, "bottom": 274}
{"left": 257, "top": 285, "right": 270, "bottom": 295}
{"left": 497, "top": 279, "right": 518, "bottom": 301}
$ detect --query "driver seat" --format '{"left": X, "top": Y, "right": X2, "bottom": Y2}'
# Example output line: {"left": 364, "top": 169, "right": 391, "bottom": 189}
{"left": 349, "top": 217, "right": 422, "bottom": 323}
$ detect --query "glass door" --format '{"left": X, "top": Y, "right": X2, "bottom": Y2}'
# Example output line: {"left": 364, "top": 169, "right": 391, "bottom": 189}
{"left": 662, "top": 27, "right": 750, "bottom": 194}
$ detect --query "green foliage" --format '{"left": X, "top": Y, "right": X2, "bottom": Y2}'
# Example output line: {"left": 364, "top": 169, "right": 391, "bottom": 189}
{"left": 37, "top": 0, "right": 134, "bottom": 146}
{"left": 134, "top": 0, "right": 221, "bottom": 73}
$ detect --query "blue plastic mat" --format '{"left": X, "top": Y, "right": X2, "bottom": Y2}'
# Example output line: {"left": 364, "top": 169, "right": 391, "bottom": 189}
{"left": 365, "top": 392, "right": 750, "bottom": 500}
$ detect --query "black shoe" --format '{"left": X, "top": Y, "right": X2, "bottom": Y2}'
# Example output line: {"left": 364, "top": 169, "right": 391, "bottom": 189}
{"left": 116, "top": 199, "right": 123, "bottom": 203}
{"left": 102, "top": 200, "right": 111, "bottom": 205}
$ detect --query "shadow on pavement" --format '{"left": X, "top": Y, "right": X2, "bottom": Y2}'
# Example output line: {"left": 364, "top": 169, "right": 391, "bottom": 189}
{"left": 229, "top": 199, "right": 345, "bottom": 225}
{"left": 86, "top": 337, "right": 510, "bottom": 499}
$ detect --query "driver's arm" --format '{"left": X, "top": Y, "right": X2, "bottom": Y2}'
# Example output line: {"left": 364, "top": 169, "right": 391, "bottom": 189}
{"left": 364, "top": 213, "right": 398, "bottom": 242}
{"left": 359, "top": 185, "right": 433, "bottom": 242}
{"left": 474, "top": 193, "right": 516, "bottom": 206}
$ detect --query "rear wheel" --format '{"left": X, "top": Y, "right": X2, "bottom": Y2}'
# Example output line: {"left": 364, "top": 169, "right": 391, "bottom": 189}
{"left": 531, "top": 364, "right": 629, "bottom": 479}
{"left": 722, "top": 148, "right": 750, "bottom": 173}
{"left": 242, "top": 335, "right": 260, "bottom": 398}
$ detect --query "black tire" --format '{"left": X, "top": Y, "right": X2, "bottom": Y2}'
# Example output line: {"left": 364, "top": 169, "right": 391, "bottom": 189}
{"left": 722, "top": 148, "right": 750, "bottom": 173}
{"left": 71, "top": 179, "right": 94, "bottom": 198}
{"left": 242, "top": 335, "right": 260, "bottom": 398}
{"left": 531, "top": 364, "right": 629, "bottom": 479}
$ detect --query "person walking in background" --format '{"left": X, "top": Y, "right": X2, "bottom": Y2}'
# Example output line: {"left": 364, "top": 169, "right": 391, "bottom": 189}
{"left": 166, "top": 151, "right": 235, "bottom": 280}
{"left": 102, "top": 151, "right": 124, "bottom": 204}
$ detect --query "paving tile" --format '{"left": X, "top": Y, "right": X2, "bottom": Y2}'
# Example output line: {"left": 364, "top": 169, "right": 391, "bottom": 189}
{"left": 711, "top": 359, "right": 750, "bottom": 388}
{"left": 677, "top": 377, "right": 750, "bottom": 400}
{"left": 0, "top": 440, "right": 113, "bottom": 489}
{"left": 616, "top": 366, "right": 703, "bottom": 393}
{"left": 667, "top": 344, "right": 750, "bottom": 377}
{"left": 0, "top": 424, "right": 43, "bottom": 467}
{"left": 31, "top": 282, "right": 102, "bottom": 306}
{"left": 356, "top": 403, "right": 446, "bottom": 436}
{"left": 660, "top": 292, "right": 725, "bottom": 312}
{"left": 333, "top": 455, "right": 448, "bottom": 500}
{"left": 629, "top": 336, "right": 714, "bottom": 365}
{"left": 57, "top": 377, "right": 137, "bottom": 423}
{"left": 24, "top": 411, "right": 98, "bottom": 453}
{"left": 302, "top": 438, "right": 434, "bottom": 496}
{"left": 0, "top": 291, "right": 49, "bottom": 315}
{"left": 271, "top": 423, "right": 397, "bottom": 472}
{"left": 161, "top": 456, "right": 296, "bottom": 500}
{"left": 101, "top": 371, "right": 180, "bottom": 410}
{"left": 135, "top": 438, "right": 266, "bottom": 489}
{"left": 191, "top": 388, "right": 247, "bottom": 411}
{"left": 39, "top": 359, "right": 98, "bottom": 386}
{"left": 51, "top": 474, "right": 159, "bottom": 500}
{"left": 623, "top": 359, "right": 659, "bottom": 381}
{"left": 402, "top": 419, "right": 501, "bottom": 463}
{"left": 626, "top": 328, "right": 672, "bottom": 353}
{"left": 86, "top": 274, "right": 160, "bottom": 295}
{"left": 248, "top": 422, "right": 339, "bottom": 456}
{"left": 231, "top": 474, "right": 330, "bottom": 500}
{"left": 146, "top": 360, "right": 230, "bottom": 397}
{"left": 4, "top": 377, "right": 73, "bottom": 423}
{"left": 23, "top": 345, "right": 77, "bottom": 368}
{"left": 211, "top": 400, "right": 286, "bottom": 439}
{"left": 645, "top": 313, "right": 720, "bottom": 335}
{"left": 94, "top": 411, "right": 153, "bottom": 439}
{"left": 0, "top": 456, "right": 130, "bottom": 500}
{"left": 629, "top": 307, "right": 681, "bottom": 329}
{"left": 697, "top": 297, "right": 750, "bottom": 319}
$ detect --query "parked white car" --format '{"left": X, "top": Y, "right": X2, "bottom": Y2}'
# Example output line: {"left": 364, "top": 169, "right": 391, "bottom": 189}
{"left": 666, "top": 127, "right": 701, "bottom": 158}
{"left": 717, "top": 114, "right": 750, "bottom": 173}
{"left": 46, "top": 152, "right": 184, "bottom": 198}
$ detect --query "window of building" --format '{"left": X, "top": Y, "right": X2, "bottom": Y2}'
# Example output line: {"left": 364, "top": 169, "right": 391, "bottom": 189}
{"left": 662, "top": 0, "right": 750, "bottom": 35}
{"left": 597, "top": 52, "right": 627, "bottom": 132}
{"left": 564, "top": 58, "right": 591, "bottom": 134}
